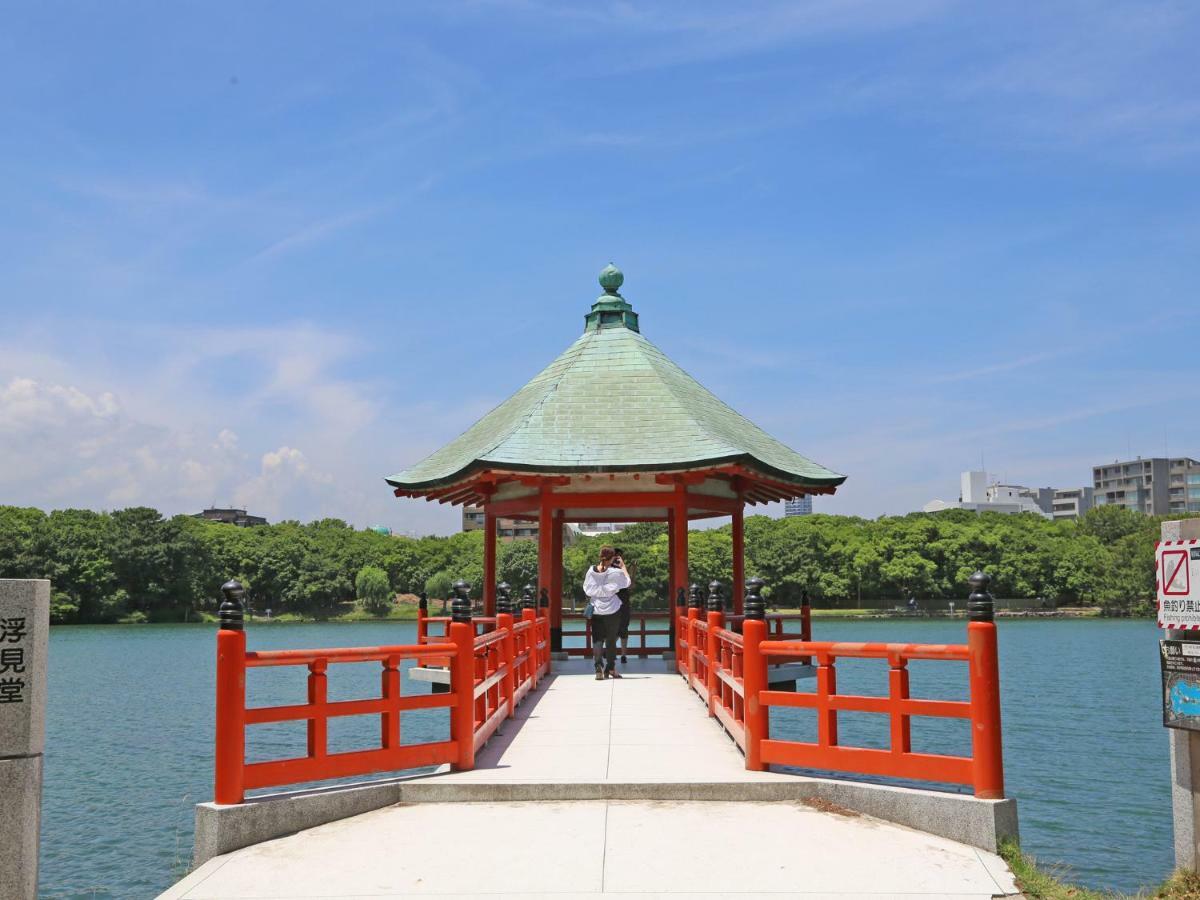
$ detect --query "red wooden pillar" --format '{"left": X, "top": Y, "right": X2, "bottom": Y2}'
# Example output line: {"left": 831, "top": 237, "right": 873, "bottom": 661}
{"left": 537, "top": 488, "right": 560, "bottom": 651}
{"left": 551, "top": 509, "right": 564, "bottom": 648}
{"left": 731, "top": 501, "right": 745, "bottom": 616}
{"left": 671, "top": 486, "right": 689, "bottom": 604}
{"left": 483, "top": 508, "right": 497, "bottom": 618}
{"left": 667, "top": 509, "right": 678, "bottom": 649}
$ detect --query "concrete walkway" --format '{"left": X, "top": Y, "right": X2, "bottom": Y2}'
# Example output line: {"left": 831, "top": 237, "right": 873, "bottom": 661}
{"left": 429, "top": 657, "right": 795, "bottom": 785}
{"left": 163, "top": 659, "right": 1020, "bottom": 899}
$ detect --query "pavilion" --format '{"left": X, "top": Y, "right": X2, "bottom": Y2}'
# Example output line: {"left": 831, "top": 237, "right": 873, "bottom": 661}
{"left": 386, "top": 265, "right": 845, "bottom": 650}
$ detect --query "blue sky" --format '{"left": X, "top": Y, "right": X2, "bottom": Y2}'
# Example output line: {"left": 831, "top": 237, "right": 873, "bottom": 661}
{"left": 2, "top": 2, "right": 1198, "bottom": 534}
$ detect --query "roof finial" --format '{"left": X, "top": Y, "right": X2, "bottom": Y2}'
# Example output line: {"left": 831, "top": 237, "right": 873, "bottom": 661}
{"left": 599, "top": 262, "right": 624, "bottom": 295}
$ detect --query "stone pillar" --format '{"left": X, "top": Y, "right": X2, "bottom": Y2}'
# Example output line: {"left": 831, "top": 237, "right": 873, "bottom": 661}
{"left": 0, "top": 579, "right": 49, "bottom": 899}
{"left": 1165, "top": 518, "right": 1200, "bottom": 870}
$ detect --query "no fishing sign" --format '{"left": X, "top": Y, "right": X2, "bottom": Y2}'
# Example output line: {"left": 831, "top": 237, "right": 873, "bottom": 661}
{"left": 1158, "top": 539, "right": 1200, "bottom": 629}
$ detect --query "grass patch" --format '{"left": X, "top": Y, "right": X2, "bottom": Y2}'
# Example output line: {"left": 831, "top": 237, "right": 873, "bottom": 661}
{"left": 1000, "top": 839, "right": 1105, "bottom": 899}
{"left": 121, "top": 606, "right": 421, "bottom": 625}
{"left": 247, "top": 605, "right": 420, "bottom": 624}
{"left": 999, "top": 839, "right": 1200, "bottom": 899}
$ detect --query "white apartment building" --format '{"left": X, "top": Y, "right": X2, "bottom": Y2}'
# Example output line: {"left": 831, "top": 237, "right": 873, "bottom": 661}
{"left": 923, "top": 471, "right": 1053, "bottom": 519}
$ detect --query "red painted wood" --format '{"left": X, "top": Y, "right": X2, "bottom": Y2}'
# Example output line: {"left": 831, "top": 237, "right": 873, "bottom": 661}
{"left": 214, "top": 629, "right": 246, "bottom": 804}
{"left": 537, "top": 488, "right": 553, "bottom": 633}
{"left": 731, "top": 503, "right": 744, "bottom": 615}
{"left": 551, "top": 509, "right": 564, "bottom": 632}
{"left": 483, "top": 509, "right": 497, "bottom": 617}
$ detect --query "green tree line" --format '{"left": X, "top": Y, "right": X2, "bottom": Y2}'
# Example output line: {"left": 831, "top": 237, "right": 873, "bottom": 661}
{"left": 0, "top": 504, "right": 1179, "bottom": 624}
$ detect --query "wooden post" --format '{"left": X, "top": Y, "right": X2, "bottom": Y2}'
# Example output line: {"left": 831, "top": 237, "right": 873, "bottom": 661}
{"left": 497, "top": 584, "right": 516, "bottom": 718}
{"left": 416, "top": 593, "right": 428, "bottom": 645}
{"left": 538, "top": 587, "right": 553, "bottom": 674}
{"left": 381, "top": 654, "right": 401, "bottom": 750}
{"left": 449, "top": 587, "right": 476, "bottom": 771}
{"left": 731, "top": 503, "right": 745, "bottom": 616}
{"left": 742, "top": 578, "right": 768, "bottom": 771}
{"left": 706, "top": 582, "right": 724, "bottom": 717}
{"left": 306, "top": 659, "right": 328, "bottom": 760}
{"left": 816, "top": 652, "right": 838, "bottom": 749}
{"left": 967, "top": 571, "right": 1004, "bottom": 799}
{"left": 483, "top": 509, "right": 497, "bottom": 618}
{"left": 214, "top": 580, "right": 247, "bottom": 805}
{"left": 522, "top": 604, "right": 539, "bottom": 689}
{"left": 687, "top": 584, "right": 702, "bottom": 686}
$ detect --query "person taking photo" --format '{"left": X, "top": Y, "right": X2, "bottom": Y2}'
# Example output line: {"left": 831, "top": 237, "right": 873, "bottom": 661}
{"left": 583, "top": 546, "right": 630, "bottom": 679}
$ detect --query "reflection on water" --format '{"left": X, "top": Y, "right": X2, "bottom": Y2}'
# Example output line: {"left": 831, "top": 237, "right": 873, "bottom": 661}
{"left": 39, "top": 618, "right": 1168, "bottom": 897}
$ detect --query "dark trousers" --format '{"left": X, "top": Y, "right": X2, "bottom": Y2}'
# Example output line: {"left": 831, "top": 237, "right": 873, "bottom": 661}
{"left": 592, "top": 611, "right": 621, "bottom": 672}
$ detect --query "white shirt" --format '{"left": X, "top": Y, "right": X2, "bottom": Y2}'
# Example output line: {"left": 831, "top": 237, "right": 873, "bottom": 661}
{"left": 583, "top": 565, "right": 630, "bottom": 616}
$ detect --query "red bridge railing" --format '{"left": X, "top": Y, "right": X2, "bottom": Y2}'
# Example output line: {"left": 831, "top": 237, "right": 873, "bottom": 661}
{"left": 214, "top": 586, "right": 550, "bottom": 805}
{"left": 676, "top": 577, "right": 1004, "bottom": 799}
{"left": 560, "top": 612, "right": 671, "bottom": 658}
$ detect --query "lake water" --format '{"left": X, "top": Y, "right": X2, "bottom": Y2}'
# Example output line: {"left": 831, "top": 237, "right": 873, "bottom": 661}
{"left": 38, "top": 618, "right": 1168, "bottom": 898}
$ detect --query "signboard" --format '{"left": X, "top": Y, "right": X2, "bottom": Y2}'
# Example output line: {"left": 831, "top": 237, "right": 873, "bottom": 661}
{"left": 1157, "top": 539, "right": 1200, "bottom": 629}
{"left": 1161, "top": 640, "right": 1200, "bottom": 730}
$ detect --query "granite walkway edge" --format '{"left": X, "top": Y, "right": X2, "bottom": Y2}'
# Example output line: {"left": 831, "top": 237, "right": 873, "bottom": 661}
{"left": 193, "top": 773, "right": 1017, "bottom": 868}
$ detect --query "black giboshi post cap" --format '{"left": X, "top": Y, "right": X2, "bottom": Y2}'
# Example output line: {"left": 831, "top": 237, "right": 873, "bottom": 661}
{"left": 522, "top": 583, "right": 536, "bottom": 610}
{"left": 418, "top": 592, "right": 428, "bottom": 612}
{"left": 688, "top": 583, "right": 704, "bottom": 609}
{"left": 219, "top": 579, "right": 245, "bottom": 631}
{"left": 967, "top": 570, "right": 994, "bottom": 623}
{"left": 451, "top": 579, "right": 472, "bottom": 623}
{"left": 744, "top": 576, "right": 766, "bottom": 620}
{"left": 539, "top": 587, "right": 550, "bottom": 608}
{"left": 496, "top": 581, "right": 512, "bottom": 615}
{"left": 707, "top": 580, "right": 724, "bottom": 612}
{"left": 676, "top": 587, "right": 687, "bottom": 608}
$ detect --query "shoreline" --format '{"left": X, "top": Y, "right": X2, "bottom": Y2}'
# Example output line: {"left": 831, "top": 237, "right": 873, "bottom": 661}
{"left": 49, "top": 605, "right": 1143, "bottom": 626}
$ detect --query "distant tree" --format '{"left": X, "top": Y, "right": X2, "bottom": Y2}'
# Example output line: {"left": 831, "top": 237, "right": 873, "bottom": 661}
{"left": 0, "top": 498, "right": 1177, "bottom": 625}
{"left": 355, "top": 565, "right": 392, "bottom": 615}
{"left": 499, "top": 540, "right": 539, "bottom": 595}
{"left": 42, "top": 509, "right": 121, "bottom": 622}
{"left": 1077, "top": 505, "right": 1146, "bottom": 544}
{"left": 0, "top": 506, "right": 46, "bottom": 580}
{"left": 424, "top": 570, "right": 455, "bottom": 613}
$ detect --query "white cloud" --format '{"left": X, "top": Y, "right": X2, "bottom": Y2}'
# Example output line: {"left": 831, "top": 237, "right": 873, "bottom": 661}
{"left": 231, "top": 446, "right": 339, "bottom": 522}
{"left": 0, "top": 377, "right": 119, "bottom": 431}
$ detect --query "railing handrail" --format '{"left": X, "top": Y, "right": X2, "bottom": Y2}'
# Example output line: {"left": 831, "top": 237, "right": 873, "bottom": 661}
{"left": 216, "top": 611, "right": 553, "bottom": 805}
{"left": 473, "top": 629, "right": 508, "bottom": 650}
{"left": 561, "top": 610, "right": 672, "bottom": 618}
{"left": 715, "top": 627, "right": 743, "bottom": 649}
{"left": 677, "top": 591, "right": 1003, "bottom": 799}
{"left": 760, "top": 639, "right": 968, "bottom": 662}
{"left": 245, "top": 643, "right": 455, "bottom": 668}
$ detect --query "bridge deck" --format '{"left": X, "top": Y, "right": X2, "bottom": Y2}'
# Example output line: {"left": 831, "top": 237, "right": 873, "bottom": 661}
{"left": 163, "top": 659, "right": 1018, "bottom": 898}
{"left": 429, "top": 656, "right": 790, "bottom": 785}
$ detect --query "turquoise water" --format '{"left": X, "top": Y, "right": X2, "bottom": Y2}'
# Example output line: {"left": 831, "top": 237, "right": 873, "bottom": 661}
{"left": 38, "top": 618, "right": 1168, "bottom": 897}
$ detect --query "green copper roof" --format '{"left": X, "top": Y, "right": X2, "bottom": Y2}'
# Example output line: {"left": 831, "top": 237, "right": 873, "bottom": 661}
{"left": 385, "top": 266, "right": 845, "bottom": 491}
